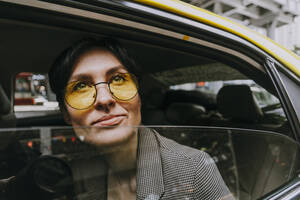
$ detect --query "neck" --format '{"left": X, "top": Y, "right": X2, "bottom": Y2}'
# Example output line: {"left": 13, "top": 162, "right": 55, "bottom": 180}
{"left": 104, "top": 130, "right": 138, "bottom": 172}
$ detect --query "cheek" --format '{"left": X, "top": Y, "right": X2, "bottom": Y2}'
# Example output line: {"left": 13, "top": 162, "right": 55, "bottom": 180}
{"left": 124, "top": 96, "right": 141, "bottom": 125}
{"left": 65, "top": 106, "right": 89, "bottom": 126}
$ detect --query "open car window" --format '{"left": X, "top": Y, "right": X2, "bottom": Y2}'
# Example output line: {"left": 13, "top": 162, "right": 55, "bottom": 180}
{"left": 142, "top": 61, "right": 292, "bottom": 138}
{"left": 13, "top": 59, "right": 292, "bottom": 137}
{"left": 14, "top": 72, "right": 59, "bottom": 113}
{"left": 168, "top": 80, "right": 286, "bottom": 127}
{"left": 0, "top": 126, "right": 299, "bottom": 200}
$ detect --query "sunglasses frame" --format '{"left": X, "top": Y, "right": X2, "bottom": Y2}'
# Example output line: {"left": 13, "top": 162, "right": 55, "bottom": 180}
{"left": 64, "top": 73, "right": 138, "bottom": 110}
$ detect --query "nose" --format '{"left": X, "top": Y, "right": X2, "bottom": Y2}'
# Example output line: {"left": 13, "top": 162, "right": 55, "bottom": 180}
{"left": 93, "top": 84, "right": 116, "bottom": 111}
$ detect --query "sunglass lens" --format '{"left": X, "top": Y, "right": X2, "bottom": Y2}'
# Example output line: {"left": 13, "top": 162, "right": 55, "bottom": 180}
{"left": 65, "top": 82, "right": 96, "bottom": 109}
{"left": 109, "top": 73, "right": 138, "bottom": 101}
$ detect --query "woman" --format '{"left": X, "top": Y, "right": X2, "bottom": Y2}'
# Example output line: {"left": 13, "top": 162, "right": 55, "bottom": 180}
{"left": 48, "top": 38, "right": 234, "bottom": 200}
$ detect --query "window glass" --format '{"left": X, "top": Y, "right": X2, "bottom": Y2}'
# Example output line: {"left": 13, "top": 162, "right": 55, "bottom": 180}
{"left": 0, "top": 126, "right": 298, "bottom": 199}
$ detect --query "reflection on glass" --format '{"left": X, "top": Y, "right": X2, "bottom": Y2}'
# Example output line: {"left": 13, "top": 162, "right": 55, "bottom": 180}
{"left": 0, "top": 126, "right": 298, "bottom": 200}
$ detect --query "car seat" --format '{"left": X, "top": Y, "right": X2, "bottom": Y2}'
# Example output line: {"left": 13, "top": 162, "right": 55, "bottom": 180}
{"left": 217, "top": 84, "right": 263, "bottom": 124}
{"left": 165, "top": 102, "right": 206, "bottom": 125}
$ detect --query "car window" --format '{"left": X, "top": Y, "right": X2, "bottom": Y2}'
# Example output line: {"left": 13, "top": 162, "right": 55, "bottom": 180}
{"left": 170, "top": 80, "right": 286, "bottom": 122}
{"left": 171, "top": 80, "right": 280, "bottom": 108}
{"left": 0, "top": 126, "right": 298, "bottom": 199}
{"left": 14, "top": 72, "right": 59, "bottom": 111}
{"left": 14, "top": 72, "right": 60, "bottom": 119}
{"left": 143, "top": 62, "right": 291, "bottom": 137}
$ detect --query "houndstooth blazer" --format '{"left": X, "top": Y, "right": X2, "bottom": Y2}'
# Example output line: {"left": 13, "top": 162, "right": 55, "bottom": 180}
{"left": 72, "top": 127, "right": 234, "bottom": 200}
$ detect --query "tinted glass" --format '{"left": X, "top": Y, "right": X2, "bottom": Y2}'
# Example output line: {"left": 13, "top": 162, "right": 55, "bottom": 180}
{"left": 0, "top": 126, "right": 298, "bottom": 199}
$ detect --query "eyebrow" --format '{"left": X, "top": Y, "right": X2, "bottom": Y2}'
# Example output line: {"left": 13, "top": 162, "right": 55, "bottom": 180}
{"left": 106, "top": 65, "right": 127, "bottom": 76}
{"left": 68, "top": 65, "right": 127, "bottom": 83}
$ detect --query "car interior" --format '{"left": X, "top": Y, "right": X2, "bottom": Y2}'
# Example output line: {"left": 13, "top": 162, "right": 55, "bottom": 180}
{"left": 0, "top": 9, "right": 299, "bottom": 200}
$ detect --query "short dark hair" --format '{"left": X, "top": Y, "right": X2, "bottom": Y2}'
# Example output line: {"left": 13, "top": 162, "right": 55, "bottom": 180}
{"left": 48, "top": 38, "right": 141, "bottom": 110}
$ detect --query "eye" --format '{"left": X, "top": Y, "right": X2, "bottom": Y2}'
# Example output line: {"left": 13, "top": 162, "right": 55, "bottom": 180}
{"left": 72, "top": 82, "right": 89, "bottom": 92}
{"left": 111, "top": 74, "right": 127, "bottom": 84}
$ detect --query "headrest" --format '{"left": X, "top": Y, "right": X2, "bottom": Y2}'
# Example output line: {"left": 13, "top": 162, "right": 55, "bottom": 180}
{"left": 166, "top": 102, "right": 206, "bottom": 125}
{"left": 217, "top": 85, "right": 263, "bottom": 122}
{"left": 0, "top": 85, "right": 11, "bottom": 115}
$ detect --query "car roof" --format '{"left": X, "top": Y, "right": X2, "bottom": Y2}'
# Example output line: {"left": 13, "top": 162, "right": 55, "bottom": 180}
{"left": 134, "top": 0, "right": 300, "bottom": 78}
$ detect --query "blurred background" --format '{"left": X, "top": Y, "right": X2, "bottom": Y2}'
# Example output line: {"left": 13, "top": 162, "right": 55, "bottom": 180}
{"left": 182, "top": 0, "right": 300, "bottom": 54}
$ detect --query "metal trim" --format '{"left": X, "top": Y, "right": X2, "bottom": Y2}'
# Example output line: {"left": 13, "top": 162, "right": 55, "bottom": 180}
{"left": 264, "top": 57, "right": 300, "bottom": 141}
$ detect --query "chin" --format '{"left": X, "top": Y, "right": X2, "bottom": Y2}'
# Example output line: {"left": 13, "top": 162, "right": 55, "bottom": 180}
{"left": 74, "top": 125, "right": 138, "bottom": 148}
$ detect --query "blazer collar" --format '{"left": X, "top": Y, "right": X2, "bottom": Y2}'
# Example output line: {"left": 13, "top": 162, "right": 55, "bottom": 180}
{"left": 136, "top": 127, "right": 164, "bottom": 200}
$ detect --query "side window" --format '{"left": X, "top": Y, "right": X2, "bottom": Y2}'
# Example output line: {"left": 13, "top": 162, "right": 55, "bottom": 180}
{"left": 145, "top": 63, "right": 291, "bottom": 136}
{"left": 14, "top": 72, "right": 59, "bottom": 116}
{"left": 142, "top": 61, "right": 297, "bottom": 199}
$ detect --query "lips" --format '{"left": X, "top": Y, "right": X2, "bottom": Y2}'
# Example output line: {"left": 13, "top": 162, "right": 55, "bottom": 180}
{"left": 91, "top": 115, "right": 126, "bottom": 126}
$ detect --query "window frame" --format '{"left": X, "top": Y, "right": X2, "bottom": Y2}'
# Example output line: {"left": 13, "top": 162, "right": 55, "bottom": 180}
{"left": 264, "top": 58, "right": 300, "bottom": 141}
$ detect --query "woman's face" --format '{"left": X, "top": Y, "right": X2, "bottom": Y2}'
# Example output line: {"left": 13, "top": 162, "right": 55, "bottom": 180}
{"left": 64, "top": 48, "right": 141, "bottom": 147}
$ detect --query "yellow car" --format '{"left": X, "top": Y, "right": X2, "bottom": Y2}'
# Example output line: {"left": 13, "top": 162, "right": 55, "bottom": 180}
{"left": 0, "top": 0, "right": 299, "bottom": 199}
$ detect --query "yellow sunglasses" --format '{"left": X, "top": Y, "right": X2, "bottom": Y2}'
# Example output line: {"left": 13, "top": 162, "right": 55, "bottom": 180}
{"left": 65, "top": 73, "right": 138, "bottom": 110}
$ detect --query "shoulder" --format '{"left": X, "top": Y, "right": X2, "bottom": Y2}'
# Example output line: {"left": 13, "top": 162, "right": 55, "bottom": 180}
{"left": 153, "top": 129, "right": 211, "bottom": 164}
{"left": 152, "top": 129, "right": 234, "bottom": 199}
{"left": 152, "top": 129, "right": 217, "bottom": 177}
